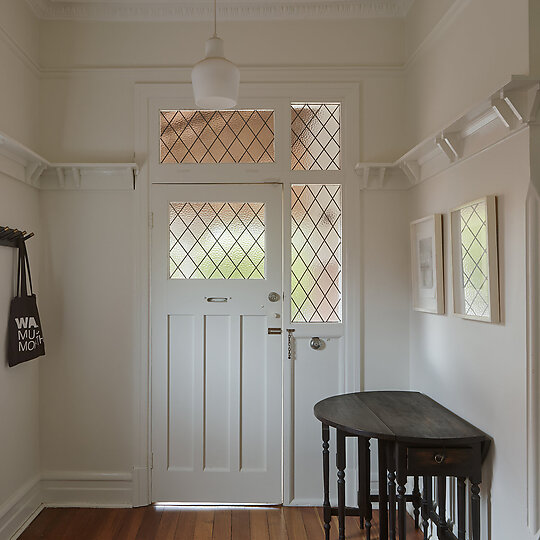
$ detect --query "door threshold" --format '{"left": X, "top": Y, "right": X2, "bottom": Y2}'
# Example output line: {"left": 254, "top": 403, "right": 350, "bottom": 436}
{"left": 154, "top": 503, "right": 283, "bottom": 509}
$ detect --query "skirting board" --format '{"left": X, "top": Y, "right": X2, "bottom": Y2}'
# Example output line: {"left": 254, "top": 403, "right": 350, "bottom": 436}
{"left": 0, "top": 472, "right": 133, "bottom": 540}
{"left": 41, "top": 471, "right": 133, "bottom": 508}
{"left": 0, "top": 476, "right": 42, "bottom": 540}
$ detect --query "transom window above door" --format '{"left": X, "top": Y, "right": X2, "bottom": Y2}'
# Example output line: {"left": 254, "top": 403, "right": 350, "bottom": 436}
{"left": 158, "top": 102, "right": 342, "bottom": 169}
{"left": 291, "top": 103, "right": 341, "bottom": 171}
{"left": 160, "top": 109, "right": 275, "bottom": 164}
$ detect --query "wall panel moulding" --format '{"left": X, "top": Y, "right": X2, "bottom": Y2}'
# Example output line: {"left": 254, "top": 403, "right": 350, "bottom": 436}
{"left": 355, "top": 77, "right": 540, "bottom": 191}
{"left": 0, "top": 130, "right": 139, "bottom": 190}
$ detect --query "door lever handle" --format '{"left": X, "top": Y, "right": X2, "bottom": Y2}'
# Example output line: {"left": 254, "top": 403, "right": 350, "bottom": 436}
{"left": 206, "top": 297, "right": 228, "bottom": 302}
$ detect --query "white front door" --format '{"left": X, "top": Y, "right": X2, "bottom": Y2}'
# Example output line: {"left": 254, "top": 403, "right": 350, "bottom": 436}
{"left": 151, "top": 183, "right": 283, "bottom": 504}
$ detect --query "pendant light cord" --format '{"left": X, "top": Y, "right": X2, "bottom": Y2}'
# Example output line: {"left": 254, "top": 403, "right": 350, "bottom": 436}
{"left": 213, "top": 0, "right": 217, "bottom": 37}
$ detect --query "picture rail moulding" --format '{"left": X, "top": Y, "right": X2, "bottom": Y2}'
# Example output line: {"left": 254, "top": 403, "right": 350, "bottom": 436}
{"left": 0, "top": 130, "right": 139, "bottom": 190}
{"left": 355, "top": 77, "right": 540, "bottom": 191}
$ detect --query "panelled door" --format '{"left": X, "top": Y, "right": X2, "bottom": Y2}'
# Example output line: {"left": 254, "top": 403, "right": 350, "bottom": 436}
{"left": 151, "top": 183, "right": 283, "bottom": 503}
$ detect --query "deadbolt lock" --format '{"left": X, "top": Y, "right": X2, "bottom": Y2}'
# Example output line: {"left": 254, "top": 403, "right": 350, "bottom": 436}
{"left": 268, "top": 292, "right": 280, "bottom": 302}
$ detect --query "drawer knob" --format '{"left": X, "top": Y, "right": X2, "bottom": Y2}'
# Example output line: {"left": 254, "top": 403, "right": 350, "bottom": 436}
{"left": 434, "top": 453, "right": 445, "bottom": 464}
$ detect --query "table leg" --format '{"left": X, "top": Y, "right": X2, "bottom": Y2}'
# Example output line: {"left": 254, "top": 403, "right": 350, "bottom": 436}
{"left": 358, "top": 438, "right": 366, "bottom": 530}
{"left": 471, "top": 480, "right": 481, "bottom": 540}
{"left": 437, "top": 476, "right": 447, "bottom": 539}
{"left": 457, "top": 477, "right": 466, "bottom": 540}
{"left": 364, "top": 439, "right": 372, "bottom": 540}
{"left": 336, "top": 430, "right": 346, "bottom": 540}
{"left": 387, "top": 445, "right": 396, "bottom": 540}
{"left": 421, "top": 476, "right": 431, "bottom": 540}
{"left": 378, "top": 441, "right": 389, "bottom": 540}
{"left": 412, "top": 476, "right": 421, "bottom": 529}
{"left": 396, "top": 445, "right": 407, "bottom": 540}
{"left": 322, "top": 424, "right": 331, "bottom": 540}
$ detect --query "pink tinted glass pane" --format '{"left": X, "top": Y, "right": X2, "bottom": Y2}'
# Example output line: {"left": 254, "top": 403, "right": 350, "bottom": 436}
{"left": 160, "top": 110, "right": 274, "bottom": 164}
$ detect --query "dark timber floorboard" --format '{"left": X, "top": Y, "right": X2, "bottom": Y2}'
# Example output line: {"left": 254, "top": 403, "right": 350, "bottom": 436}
{"left": 19, "top": 506, "right": 424, "bottom": 539}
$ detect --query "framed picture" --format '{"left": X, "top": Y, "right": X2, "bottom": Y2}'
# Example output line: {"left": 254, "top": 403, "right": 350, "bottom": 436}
{"left": 450, "top": 195, "right": 499, "bottom": 323}
{"left": 410, "top": 214, "right": 444, "bottom": 314}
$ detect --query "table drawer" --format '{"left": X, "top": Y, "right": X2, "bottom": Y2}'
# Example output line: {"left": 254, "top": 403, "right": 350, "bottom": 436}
{"left": 407, "top": 447, "right": 475, "bottom": 476}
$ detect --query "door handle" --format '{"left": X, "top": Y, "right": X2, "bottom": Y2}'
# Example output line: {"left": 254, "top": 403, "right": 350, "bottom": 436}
{"left": 206, "top": 297, "right": 228, "bottom": 303}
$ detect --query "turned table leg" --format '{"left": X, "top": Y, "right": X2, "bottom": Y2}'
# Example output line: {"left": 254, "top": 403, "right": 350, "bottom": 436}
{"left": 412, "top": 476, "right": 421, "bottom": 529}
{"left": 322, "top": 424, "right": 331, "bottom": 540}
{"left": 387, "top": 445, "right": 396, "bottom": 540}
{"left": 436, "top": 476, "right": 447, "bottom": 539}
{"left": 378, "top": 441, "right": 389, "bottom": 540}
{"left": 457, "top": 477, "right": 466, "bottom": 540}
{"left": 471, "top": 480, "right": 481, "bottom": 540}
{"left": 396, "top": 445, "right": 407, "bottom": 540}
{"left": 364, "top": 439, "right": 372, "bottom": 540}
{"left": 336, "top": 430, "right": 346, "bottom": 540}
{"left": 421, "top": 476, "right": 431, "bottom": 540}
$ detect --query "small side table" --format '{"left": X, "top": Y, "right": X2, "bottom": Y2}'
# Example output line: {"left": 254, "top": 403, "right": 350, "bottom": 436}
{"left": 314, "top": 391, "right": 491, "bottom": 540}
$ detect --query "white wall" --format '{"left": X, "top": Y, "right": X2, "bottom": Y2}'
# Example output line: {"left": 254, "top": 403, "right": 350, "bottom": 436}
{"left": 38, "top": 189, "right": 136, "bottom": 476}
{"left": 0, "top": 174, "right": 41, "bottom": 523}
{"left": 0, "top": 0, "right": 40, "bottom": 147}
{"left": 363, "top": 190, "right": 411, "bottom": 390}
{"left": 406, "top": 0, "right": 530, "bottom": 146}
{"left": 0, "top": 0, "right": 42, "bottom": 533}
{"left": 409, "top": 129, "right": 531, "bottom": 539}
{"left": 38, "top": 18, "right": 405, "bottom": 69}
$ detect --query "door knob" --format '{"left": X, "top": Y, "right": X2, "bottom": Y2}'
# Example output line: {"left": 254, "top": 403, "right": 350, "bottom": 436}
{"left": 310, "top": 337, "right": 323, "bottom": 350}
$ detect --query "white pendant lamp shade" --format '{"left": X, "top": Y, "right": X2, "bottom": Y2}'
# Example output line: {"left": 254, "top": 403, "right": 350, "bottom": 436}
{"left": 192, "top": 36, "right": 240, "bottom": 109}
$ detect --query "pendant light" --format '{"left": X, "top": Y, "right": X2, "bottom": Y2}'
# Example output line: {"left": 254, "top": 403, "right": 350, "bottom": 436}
{"left": 191, "top": 0, "right": 240, "bottom": 109}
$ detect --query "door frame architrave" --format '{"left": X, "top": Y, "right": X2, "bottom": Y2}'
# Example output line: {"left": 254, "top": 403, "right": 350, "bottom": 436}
{"left": 134, "top": 81, "right": 362, "bottom": 506}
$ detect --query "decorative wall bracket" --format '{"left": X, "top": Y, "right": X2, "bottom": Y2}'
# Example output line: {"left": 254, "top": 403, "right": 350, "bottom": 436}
{"left": 0, "top": 129, "right": 139, "bottom": 191}
{"left": 355, "top": 77, "right": 540, "bottom": 191}
{"left": 0, "top": 132, "right": 49, "bottom": 187}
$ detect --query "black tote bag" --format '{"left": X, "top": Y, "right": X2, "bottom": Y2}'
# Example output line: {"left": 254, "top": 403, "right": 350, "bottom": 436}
{"left": 7, "top": 240, "right": 45, "bottom": 366}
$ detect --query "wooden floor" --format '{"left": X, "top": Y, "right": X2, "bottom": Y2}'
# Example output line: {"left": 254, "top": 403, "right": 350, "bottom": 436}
{"left": 19, "top": 506, "right": 424, "bottom": 539}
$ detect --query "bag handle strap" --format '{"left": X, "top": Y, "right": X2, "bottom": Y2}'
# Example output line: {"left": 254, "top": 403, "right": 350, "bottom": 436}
{"left": 16, "top": 240, "right": 23, "bottom": 297}
{"left": 16, "top": 240, "right": 33, "bottom": 297}
{"left": 22, "top": 241, "right": 33, "bottom": 295}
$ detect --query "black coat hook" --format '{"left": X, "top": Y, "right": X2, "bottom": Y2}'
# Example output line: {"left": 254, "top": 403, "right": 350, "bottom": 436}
{"left": 0, "top": 226, "right": 34, "bottom": 248}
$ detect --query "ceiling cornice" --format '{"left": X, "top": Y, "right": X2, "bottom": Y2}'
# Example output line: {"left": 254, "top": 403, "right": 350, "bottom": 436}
{"left": 25, "top": 0, "right": 415, "bottom": 22}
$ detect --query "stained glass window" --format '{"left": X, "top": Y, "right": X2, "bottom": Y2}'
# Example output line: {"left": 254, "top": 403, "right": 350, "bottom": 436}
{"left": 291, "top": 103, "right": 341, "bottom": 171}
{"left": 459, "top": 200, "right": 489, "bottom": 317}
{"left": 160, "top": 110, "right": 274, "bottom": 164}
{"left": 169, "top": 202, "right": 265, "bottom": 279}
{"left": 291, "top": 185, "right": 342, "bottom": 322}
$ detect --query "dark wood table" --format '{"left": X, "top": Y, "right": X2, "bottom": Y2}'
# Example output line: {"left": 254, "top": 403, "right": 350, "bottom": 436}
{"left": 314, "top": 391, "right": 491, "bottom": 540}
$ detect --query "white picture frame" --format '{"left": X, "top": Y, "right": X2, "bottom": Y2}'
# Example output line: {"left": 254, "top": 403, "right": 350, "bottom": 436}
{"left": 450, "top": 195, "right": 499, "bottom": 323}
{"left": 410, "top": 214, "right": 444, "bottom": 314}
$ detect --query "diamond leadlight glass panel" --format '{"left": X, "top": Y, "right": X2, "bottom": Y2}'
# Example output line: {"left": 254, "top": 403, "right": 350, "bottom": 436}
{"left": 291, "top": 103, "right": 341, "bottom": 171}
{"left": 459, "top": 200, "right": 489, "bottom": 317}
{"left": 160, "top": 110, "right": 275, "bottom": 164}
{"left": 169, "top": 202, "right": 265, "bottom": 279}
{"left": 291, "top": 185, "right": 342, "bottom": 322}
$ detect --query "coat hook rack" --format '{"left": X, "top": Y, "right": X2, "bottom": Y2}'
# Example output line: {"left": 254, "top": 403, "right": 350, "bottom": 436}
{"left": 0, "top": 226, "right": 34, "bottom": 248}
